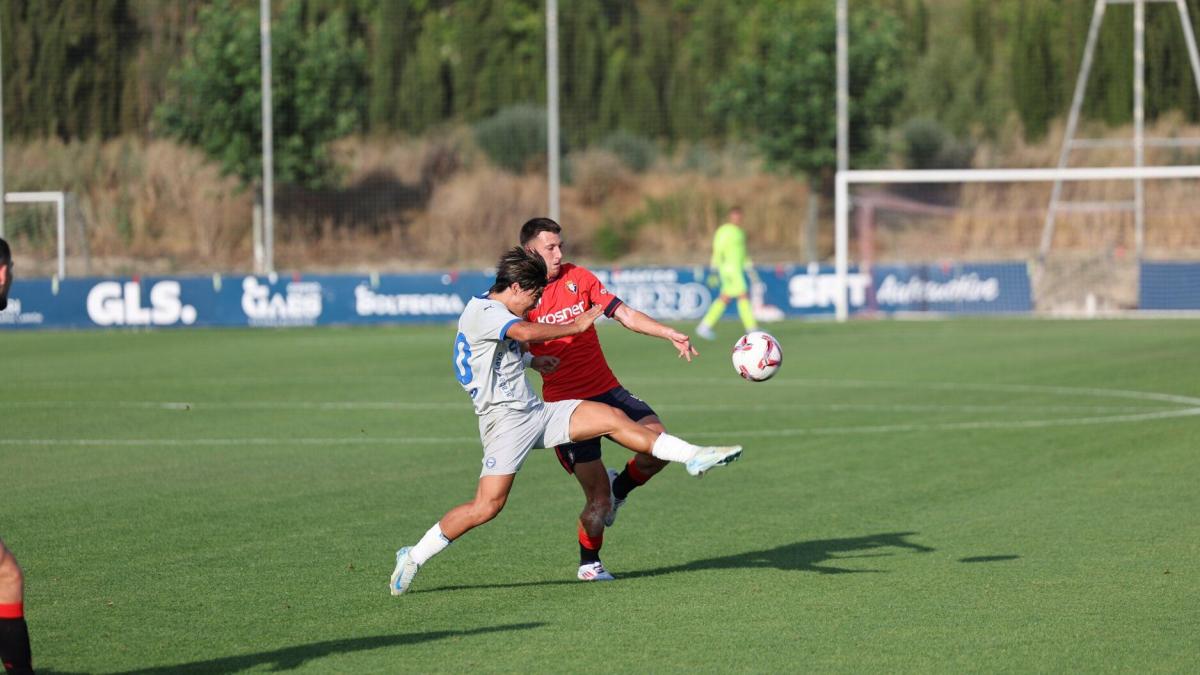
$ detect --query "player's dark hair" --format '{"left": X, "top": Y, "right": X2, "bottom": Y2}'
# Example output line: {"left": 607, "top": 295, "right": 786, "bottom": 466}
{"left": 0, "top": 237, "right": 10, "bottom": 265}
{"left": 490, "top": 246, "right": 548, "bottom": 294}
{"left": 519, "top": 217, "right": 561, "bottom": 246}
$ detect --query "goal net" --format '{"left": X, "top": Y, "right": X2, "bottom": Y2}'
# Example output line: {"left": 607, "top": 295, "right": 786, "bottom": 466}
{"left": 832, "top": 166, "right": 1200, "bottom": 320}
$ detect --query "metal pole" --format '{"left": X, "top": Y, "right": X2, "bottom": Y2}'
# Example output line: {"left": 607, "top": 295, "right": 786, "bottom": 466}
{"left": 55, "top": 192, "right": 65, "bottom": 279}
{"left": 1134, "top": 0, "right": 1145, "bottom": 257}
{"left": 828, "top": 0, "right": 848, "bottom": 268}
{"left": 546, "top": 0, "right": 560, "bottom": 222}
{"left": 836, "top": 0, "right": 848, "bottom": 174}
{"left": 1041, "top": 0, "right": 1107, "bottom": 258}
{"left": 834, "top": 173, "right": 849, "bottom": 322}
{"left": 1174, "top": 0, "right": 1200, "bottom": 99}
{"left": 260, "top": 0, "right": 275, "bottom": 274}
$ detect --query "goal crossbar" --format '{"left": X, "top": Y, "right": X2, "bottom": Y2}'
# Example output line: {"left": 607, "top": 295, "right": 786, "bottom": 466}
{"left": 833, "top": 165, "right": 1200, "bottom": 321}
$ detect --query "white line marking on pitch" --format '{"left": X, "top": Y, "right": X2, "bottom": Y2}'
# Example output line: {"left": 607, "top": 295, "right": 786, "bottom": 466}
{"left": 4, "top": 407, "right": 1198, "bottom": 447}
{"left": 4, "top": 380, "right": 1197, "bottom": 447}
{"left": 628, "top": 377, "right": 1200, "bottom": 407}
{"left": 0, "top": 436, "right": 480, "bottom": 447}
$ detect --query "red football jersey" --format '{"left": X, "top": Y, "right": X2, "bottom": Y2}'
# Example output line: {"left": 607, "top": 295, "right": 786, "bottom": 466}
{"left": 526, "top": 263, "right": 624, "bottom": 401}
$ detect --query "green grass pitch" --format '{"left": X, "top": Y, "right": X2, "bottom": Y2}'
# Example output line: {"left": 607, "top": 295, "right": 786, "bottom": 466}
{"left": 3, "top": 318, "right": 1199, "bottom": 673}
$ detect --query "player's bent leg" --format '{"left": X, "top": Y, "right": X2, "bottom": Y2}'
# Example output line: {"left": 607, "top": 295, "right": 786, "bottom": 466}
{"left": 439, "top": 474, "right": 516, "bottom": 540}
{"left": 0, "top": 543, "right": 23, "bottom": 604}
{"left": 606, "top": 415, "right": 669, "bottom": 526}
{"left": 632, "top": 416, "right": 669, "bottom": 477}
{"left": 391, "top": 474, "right": 516, "bottom": 596}
{"left": 568, "top": 402, "right": 744, "bottom": 476}
{"left": 573, "top": 460, "right": 611, "bottom": 536}
{"left": 568, "top": 401, "right": 659, "bottom": 453}
{"left": 573, "top": 460, "right": 616, "bottom": 581}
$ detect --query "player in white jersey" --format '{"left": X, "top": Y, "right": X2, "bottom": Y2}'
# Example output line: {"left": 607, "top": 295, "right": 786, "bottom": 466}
{"left": 389, "top": 247, "right": 743, "bottom": 594}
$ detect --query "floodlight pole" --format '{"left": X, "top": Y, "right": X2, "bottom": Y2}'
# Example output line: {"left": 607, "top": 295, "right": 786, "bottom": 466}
{"left": 546, "top": 0, "right": 561, "bottom": 222}
{"left": 835, "top": 0, "right": 854, "bottom": 270}
{"left": 836, "top": 0, "right": 848, "bottom": 176}
{"left": 260, "top": 0, "right": 275, "bottom": 274}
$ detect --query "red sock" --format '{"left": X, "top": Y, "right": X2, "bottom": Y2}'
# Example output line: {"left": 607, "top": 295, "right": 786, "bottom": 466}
{"left": 578, "top": 523, "right": 603, "bottom": 564}
{"left": 625, "top": 458, "right": 651, "bottom": 485}
{"left": 0, "top": 603, "right": 32, "bottom": 674}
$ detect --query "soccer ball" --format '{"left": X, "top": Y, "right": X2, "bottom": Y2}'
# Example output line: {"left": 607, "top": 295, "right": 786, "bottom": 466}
{"left": 731, "top": 331, "right": 783, "bottom": 382}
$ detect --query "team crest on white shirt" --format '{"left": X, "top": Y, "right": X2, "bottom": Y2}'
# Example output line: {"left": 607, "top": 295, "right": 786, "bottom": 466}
{"left": 566, "top": 281, "right": 577, "bottom": 293}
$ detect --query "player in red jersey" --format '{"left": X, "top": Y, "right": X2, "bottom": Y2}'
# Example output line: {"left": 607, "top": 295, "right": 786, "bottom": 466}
{"left": 521, "top": 218, "right": 700, "bottom": 581}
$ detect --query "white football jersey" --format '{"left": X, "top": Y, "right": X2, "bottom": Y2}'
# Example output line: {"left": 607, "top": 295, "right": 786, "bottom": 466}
{"left": 453, "top": 295, "right": 538, "bottom": 416}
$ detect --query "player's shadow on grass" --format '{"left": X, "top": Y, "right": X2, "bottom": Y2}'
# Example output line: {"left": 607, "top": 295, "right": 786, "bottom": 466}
{"left": 624, "top": 531, "right": 936, "bottom": 578}
{"left": 424, "top": 532, "right": 935, "bottom": 593}
{"left": 113, "top": 622, "right": 544, "bottom": 674}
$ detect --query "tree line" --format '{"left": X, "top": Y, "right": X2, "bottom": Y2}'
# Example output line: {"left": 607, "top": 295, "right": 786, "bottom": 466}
{"left": 4, "top": 0, "right": 1200, "bottom": 167}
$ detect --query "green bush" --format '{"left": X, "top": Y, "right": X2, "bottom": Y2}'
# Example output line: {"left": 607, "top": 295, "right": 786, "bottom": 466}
{"left": 156, "top": 0, "right": 365, "bottom": 190}
{"left": 600, "top": 130, "right": 657, "bottom": 173}
{"left": 474, "top": 105, "right": 548, "bottom": 173}
{"left": 592, "top": 221, "right": 628, "bottom": 261}
{"left": 901, "top": 118, "right": 974, "bottom": 169}
{"left": 592, "top": 210, "right": 650, "bottom": 261}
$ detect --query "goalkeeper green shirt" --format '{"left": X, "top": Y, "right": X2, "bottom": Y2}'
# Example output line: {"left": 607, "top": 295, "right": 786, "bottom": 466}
{"left": 711, "top": 222, "right": 750, "bottom": 295}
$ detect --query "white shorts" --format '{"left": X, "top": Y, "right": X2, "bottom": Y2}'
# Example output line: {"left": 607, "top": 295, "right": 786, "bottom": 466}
{"left": 477, "top": 399, "right": 583, "bottom": 476}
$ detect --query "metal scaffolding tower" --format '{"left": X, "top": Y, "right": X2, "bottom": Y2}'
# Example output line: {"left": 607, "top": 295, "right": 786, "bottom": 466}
{"left": 1041, "top": 0, "right": 1200, "bottom": 259}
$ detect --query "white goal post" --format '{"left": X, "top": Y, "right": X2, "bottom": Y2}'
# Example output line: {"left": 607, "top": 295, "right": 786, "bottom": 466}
{"left": 4, "top": 191, "right": 66, "bottom": 279}
{"left": 834, "top": 165, "right": 1200, "bottom": 321}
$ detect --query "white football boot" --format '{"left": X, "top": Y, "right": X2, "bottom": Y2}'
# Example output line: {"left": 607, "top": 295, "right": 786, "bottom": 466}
{"left": 577, "top": 561, "right": 616, "bottom": 581}
{"left": 389, "top": 546, "right": 420, "bottom": 596}
{"left": 685, "top": 445, "right": 743, "bottom": 477}
{"left": 604, "top": 467, "right": 624, "bottom": 527}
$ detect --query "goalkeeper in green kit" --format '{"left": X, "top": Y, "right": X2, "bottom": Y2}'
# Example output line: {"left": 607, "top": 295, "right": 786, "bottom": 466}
{"left": 696, "top": 206, "right": 759, "bottom": 340}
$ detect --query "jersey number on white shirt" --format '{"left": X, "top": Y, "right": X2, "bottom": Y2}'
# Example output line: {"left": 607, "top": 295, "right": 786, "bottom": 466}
{"left": 453, "top": 331, "right": 480, "bottom": 400}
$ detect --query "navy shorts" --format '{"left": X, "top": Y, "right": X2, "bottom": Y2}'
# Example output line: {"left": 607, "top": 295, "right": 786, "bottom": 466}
{"left": 554, "top": 385, "right": 657, "bottom": 474}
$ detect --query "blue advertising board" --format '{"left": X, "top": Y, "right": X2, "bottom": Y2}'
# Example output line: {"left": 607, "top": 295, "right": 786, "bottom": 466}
{"left": 0, "top": 261, "right": 1033, "bottom": 331}
{"left": 1140, "top": 261, "right": 1200, "bottom": 310}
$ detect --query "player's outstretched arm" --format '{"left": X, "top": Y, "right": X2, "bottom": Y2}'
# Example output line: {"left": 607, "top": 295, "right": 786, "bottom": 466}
{"left": 507, "top": 304, "right": 604, "bottom": 343}
{"left": 612, "top": 304, "right": 699, "bottom": 362}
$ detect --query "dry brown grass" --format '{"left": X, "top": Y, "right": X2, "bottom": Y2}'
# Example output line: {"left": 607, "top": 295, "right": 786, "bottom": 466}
{"left": 6, "top": 122, "right": 1200, "bottom": 277}
{"left": 864, "top": 117, "right": 1200, "bottom": 262}
{"left": 8, "top": 137, "right": 251, "bottom": 275}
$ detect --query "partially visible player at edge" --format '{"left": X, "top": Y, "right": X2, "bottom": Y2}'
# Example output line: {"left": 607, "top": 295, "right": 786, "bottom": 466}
{"left": 389, "top": 247, "right": 741, "bottom": 595}
{"left": 521, "top": 217, "right": 699, "bottom": 582}
{"left": 0, "top": 237, "right": 35, "bottom": 675}
{"left": 696, "top": 206, "right": 760, "bottom": 340}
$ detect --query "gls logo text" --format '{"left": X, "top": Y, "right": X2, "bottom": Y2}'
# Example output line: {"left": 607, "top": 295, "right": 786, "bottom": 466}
{"left": 87, "top": 281, "right": 198, "bottom": 326}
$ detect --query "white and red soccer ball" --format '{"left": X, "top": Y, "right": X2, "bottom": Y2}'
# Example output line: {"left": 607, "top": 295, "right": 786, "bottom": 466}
{"left": 731, "top": 331, "right": 783, "bottom": 382}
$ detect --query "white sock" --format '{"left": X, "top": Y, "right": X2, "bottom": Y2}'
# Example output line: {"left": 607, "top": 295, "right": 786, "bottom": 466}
{"left": 650, "top": 433, "right": 700, "bottom": 463}
{"left": 409, "top": 523, "right": 452, "bottom": 565}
